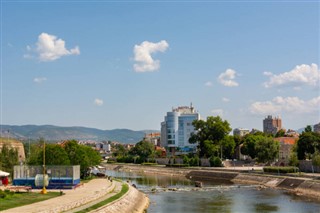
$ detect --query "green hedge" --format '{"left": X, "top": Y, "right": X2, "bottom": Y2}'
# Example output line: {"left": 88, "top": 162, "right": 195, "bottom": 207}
{"left": 141, "top": 162, "right": 158, "bottom": 166}
{"left": 209, "top": 156, "right": 222, "bottom": 167}
{"left": 263, "top": 166, "right": 299, "bottom": 173}
{"left": 166, "top": 164, "right": 189, "bottom": 168}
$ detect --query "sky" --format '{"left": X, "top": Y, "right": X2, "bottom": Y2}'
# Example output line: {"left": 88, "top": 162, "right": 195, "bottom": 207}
{"left": 1, "top": 0, "right": 319, "bottom": 131}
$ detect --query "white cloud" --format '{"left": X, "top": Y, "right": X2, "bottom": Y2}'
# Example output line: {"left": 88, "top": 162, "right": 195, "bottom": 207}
{"left": 133, "top": 40, "right": 169, "bottom": 72}
{"left": 222, "top": 97, "right": 230, "bottom": 102}
{"left": 218, "top": 69, "right": 239, "bottom": 87}
{"left": 33, "top": 77, "right": 47, "bottom": 83}
{"left": 211, "top": 109, "right": 224, "bottom": 116}
{"left": 94, "top": 99, "right": 103, "bottom": 106}
{"left": 263, "top": 63, "right": 320, "bottom": 88}
{"left": 205, "top": 81, "right": 213, "bottom": 87}
{"left": 250, "top": 96, "right": 320, "bottom": 115}
{"left": 26, "top": 33, "right": 80, "bottom": 62}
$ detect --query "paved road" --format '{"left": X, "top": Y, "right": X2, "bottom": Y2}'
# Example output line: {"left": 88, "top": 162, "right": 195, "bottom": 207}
{"left": 2, "top": 178, "right": 113, "bottom": 213}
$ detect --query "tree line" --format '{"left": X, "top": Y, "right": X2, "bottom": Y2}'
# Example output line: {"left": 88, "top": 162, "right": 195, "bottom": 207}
{"left": 27, "top": 139, "right": 101, "bottom": 178}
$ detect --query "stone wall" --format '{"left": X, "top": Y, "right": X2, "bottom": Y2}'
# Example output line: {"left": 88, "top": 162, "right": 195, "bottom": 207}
{"left": 0, "top": 139, "right": 25, "bottom": 162}
{"left": 299, "top": 160, "right": 320, "bottom": 173}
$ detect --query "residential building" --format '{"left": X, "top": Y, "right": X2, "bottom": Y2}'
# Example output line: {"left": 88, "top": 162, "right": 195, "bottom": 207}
{"left": 233, "top": 128, "right": 250, "bottom": 137}
{"left": 144, "top": 132, "right": 161, "bottom": 146}
{"left": 274, "top": 137, "right": 298, "bottom": 166}
{"left": 160, "top": 103, "right": 200, "bottom": 155}
{"left": 95, "top": 141, "right": 111, "bottom": 152}
{"left": 263, "top": 115, "right": 282, "bottom": 135}
{"left": 314, "top": 123, "right": 320, "bottom": 133}
{"left": 286, "top": 129, "right": 300, "bottom": 137}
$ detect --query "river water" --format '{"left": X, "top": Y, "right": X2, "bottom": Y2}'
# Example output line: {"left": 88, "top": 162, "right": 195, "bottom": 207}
{"left": 106, "top": 170, "right": 320, "bottom": 213}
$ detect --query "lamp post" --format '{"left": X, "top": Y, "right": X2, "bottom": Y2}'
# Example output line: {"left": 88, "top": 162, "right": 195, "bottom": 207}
{"left": 40, "top": 140, "right": 47, "bottom": 194}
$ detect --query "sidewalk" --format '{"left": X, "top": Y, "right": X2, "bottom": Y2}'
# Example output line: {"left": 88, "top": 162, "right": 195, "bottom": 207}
{"left": 64, "top": 180, "right": 122, "bottom": 213}
{"left": 2, "top": 178, "right": 113, "bottom": 213}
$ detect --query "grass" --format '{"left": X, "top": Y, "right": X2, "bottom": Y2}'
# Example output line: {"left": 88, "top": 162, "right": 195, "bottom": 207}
{"left": 0, "top": 190, "right": 61, "bottom": 211}
{"left": 76, "top": 183, "right": 129, "bottom": 213}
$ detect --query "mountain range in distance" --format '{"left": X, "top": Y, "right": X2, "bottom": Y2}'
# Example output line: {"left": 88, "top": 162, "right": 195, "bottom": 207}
{"left": 0, "top": 124, "right": 159, "bottom": 144}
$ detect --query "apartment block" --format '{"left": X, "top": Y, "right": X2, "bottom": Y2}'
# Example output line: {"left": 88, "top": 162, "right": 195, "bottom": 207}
{"left": 263, "top": 115, "right": 282, "bottom": 135}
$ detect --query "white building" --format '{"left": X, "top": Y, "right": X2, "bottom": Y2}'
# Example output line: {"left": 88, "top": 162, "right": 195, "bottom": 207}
{"left": 233, "top": 128, "right": 250, "bottom": 137}
{"left": 314, "top": 123, "right": 320, "bottom": 134}
{"left": 160, "top": 103, "right": 200, "bottom": 154}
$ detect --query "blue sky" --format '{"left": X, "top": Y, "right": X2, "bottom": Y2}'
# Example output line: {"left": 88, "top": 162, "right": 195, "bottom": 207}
{"left": 1, "top": 1, "right": 319, "bottom": 131}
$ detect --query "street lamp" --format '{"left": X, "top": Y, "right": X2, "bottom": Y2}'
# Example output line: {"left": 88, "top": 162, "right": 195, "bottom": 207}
{"left": 40, "top": 140, "right": 47, "bottom": 194}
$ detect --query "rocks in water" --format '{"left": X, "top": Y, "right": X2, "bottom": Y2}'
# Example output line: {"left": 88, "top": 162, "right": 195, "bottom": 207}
{"left": 195, "top": 181, "right": 203, "bottom": 188}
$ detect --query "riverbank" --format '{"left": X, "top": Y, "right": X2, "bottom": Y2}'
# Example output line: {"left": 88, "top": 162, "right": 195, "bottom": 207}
{"left": 1, "top": 178, "right": 149, "bottom": 213}
{"left": 103, "top": 163, "right": 320, "bottom": 200}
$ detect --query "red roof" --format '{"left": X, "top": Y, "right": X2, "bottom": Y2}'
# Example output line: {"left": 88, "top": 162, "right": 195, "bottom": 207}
{"left": 274, "top": 137, "right": 297, "bottom": 145}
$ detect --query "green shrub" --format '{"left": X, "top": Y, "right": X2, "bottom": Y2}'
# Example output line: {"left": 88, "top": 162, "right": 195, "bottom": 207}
{"left": 107, "top": 160, "right": 116, "bottom": 164}
{"left": 263, "top": 166, "right": 299, "bottom": 173}
{"left": 165, "top": 164, "right": 189, "bottom": 168}
{"left": 183, "top": 155, "right": 190, "bottom": 165}
{"left": 134, "top": 157, "right": 145, "bottom": 164}
{"left": 189, "top": 156, "right": 200, "bottom": 166}
{"left": 210, "top": 156, "right": 222, "bottom": 167}
{"left": 116, "top": 156, "right": 134, "bottom": 163}
{"left": 141, "top": 162, "right": 158, "bottom": 166}
{"left": 0, "top": 190, "right": 6, "bottom": 199}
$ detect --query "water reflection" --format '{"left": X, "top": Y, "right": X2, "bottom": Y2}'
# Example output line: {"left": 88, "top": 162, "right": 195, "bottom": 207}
{"left": 107, "top": 170, "right": 320, "bottom": 213}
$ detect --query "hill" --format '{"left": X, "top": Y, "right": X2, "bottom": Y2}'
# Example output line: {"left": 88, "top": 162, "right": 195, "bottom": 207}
{"left": 0, "top": 125, "right": 159, "bottom": 144}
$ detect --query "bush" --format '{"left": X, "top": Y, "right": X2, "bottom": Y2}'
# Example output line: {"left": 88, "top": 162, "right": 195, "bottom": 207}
{"left": 116, "top": 156, "right": 134, "bottom": 163}
{"left": 165, "top": 164, "right": 189, "bottom": 168}
{"left": 134, "top": 157, "right": 145, "bottom": 164}
{"left": 183, "top": 155, "right": 190, "bottom": 165}
{"left": 141, "top": 162, "right": 158, "bottom": 166}
{"left": 263, "top": 166, "right": 299, "bottom": 173}
{"left": 189, "top": 156, "right": 200, "bottom": 166}
{"left": 210, "top": 156, "right": 223, "bottom": 167}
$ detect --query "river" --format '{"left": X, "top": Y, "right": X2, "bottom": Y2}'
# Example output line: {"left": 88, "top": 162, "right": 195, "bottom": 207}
{"left": 106, "top": 170, "right": 320, "bottom": 213}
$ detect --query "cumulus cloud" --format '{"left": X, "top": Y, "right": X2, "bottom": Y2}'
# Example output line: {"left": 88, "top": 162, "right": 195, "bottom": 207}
{"left": 205, "top": 81, "right": 213, "bottom": 87}
{"left": 26, "top": 33, "right": 80, "bottom": 61}
{"left": 33, "top": 77, "right": 47, "bottom": 83}
{"left": 250, "top": 96, "right": 320, "bottom": 115}
{"left": 133, "top": 40, "right": 169, "bottom": 72}
{"left": 94, "top": 99, "right": 103, "bottom": 106}
{"left": 218, "top": 69, "right": 239, "bottom": 87}
{"left": 263, "top": 63, "right": 320, "bottom": 88}
{"left": 211, "top": 109, "right": 224, "bottom": 116}
{"left": 222, "top": 97, "right": 230, "bottom": 102}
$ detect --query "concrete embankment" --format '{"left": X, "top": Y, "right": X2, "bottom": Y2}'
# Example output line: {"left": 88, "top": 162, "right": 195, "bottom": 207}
{"left": 92, "top": 185, "right": 149, "bottom": 213}
{"left": 105, "top": 164, "right": 320, "bottom": 200}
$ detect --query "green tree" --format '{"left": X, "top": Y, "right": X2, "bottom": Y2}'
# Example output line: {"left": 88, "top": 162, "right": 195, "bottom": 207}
{"left": 221, "top": 135, "right": 236, "bottom": 159}
{"left": 275, "top": 129, "right": 286, "bottom": 138}
{"left": 44, "top": 144, "right": 70, "bottom": 165}
{"left": 304, "top": 125, "right": 313, "bottom": 133}
{"left": 297, "top": 131, "right": 320, "bottom": 160}
{"left": 0, "top": 143, "right": 19, "bottom": 177}
{"left": 241, "top": 134, "right": 265, "bottom": 159}
{"left": 255, "top": 137, "right": 279, "bottom": 163}
{"left": 82, "top": 145, "right": 101, "bottom": 167}
{"left": 288, "top": 151, "right": 299, "bottom": 167}
{"left": 64, "top": 140, "right": 92, "bottom": 177}
{"left": 189, "top": 116, "right": 232, "bottom": 158}
{"left": 312, "top": 152, "right": 320, "bottom": 167}
{"left": 112, "top": 144, "right": 128, "bottom": 157}
{"left": 129, "top": 140, "right": 154, "bottom": 162}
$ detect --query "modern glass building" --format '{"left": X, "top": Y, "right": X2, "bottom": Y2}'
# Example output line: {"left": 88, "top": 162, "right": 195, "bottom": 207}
{"left": 160, "top": 104, "right": 200, "bottom": 155}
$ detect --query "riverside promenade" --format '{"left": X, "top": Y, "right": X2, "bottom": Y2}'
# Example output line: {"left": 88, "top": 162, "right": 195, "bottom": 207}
{"left": 2, "top": 178, "right": 149, "bottom": 213}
